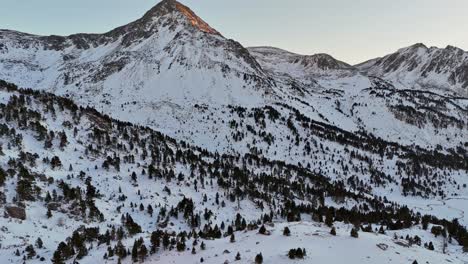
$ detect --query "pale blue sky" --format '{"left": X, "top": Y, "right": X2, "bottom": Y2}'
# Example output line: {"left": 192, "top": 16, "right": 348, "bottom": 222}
{"left": 1, "top": 0, "right": 467, "bottom": 64}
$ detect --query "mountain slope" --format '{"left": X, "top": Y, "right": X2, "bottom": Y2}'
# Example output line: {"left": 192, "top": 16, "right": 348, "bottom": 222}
{"left": 0, "top": 0, "right": 467, "bottom": 212}
{"left": 357, "top": 43, "right": 468, "bottom": 96}
{"left": 0, "top": 0, "right": 273, "bottom": 108}
{"left": 0, "top": 81, "right": 467, "bottom": 264}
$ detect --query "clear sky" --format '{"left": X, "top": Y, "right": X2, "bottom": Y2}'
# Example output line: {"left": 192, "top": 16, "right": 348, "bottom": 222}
{"left": 1, "top": 0, "right": 467, "bottom": 64}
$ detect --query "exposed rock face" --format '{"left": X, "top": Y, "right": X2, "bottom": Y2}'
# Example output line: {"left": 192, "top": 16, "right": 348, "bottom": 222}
{"left": 4, "top": 206, "right": 26, "bottom": 220}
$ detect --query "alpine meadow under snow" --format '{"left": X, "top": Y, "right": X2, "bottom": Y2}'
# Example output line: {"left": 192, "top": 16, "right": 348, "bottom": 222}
{"left": 0, "top": 0, "right": 467, "bottom": 263}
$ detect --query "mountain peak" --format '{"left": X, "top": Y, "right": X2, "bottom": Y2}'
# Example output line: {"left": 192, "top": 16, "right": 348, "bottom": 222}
{"left": 410, "top": 43, "right": 428, "bottom": 49}
{"left": 397, "top": 43, "right": 428, "bottom": 54}
{"left": 142, "top": 0, "right": 185, "bottom": 19}
{"left": 141, "top": 0, "right": 219, "bottom": 35}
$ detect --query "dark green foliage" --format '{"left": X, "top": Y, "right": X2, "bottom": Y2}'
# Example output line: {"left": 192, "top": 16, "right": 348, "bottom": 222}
{"left": 0, "top": 167, "right": 6, "bottom": 186}
{"left": 427, "top": 242, "right": 435, "bottom": 250}
{"left": 255, "top": 253, "right": 263, "bottom": 264}
{"left": 35, "top": 238, "right": 43, "bottom": 249}
{"left": 17, "top": 178, "right": 36, "bottom": 201}
{"left": 50, "top": 156, "right": 62, "bottom": 169}
{"left": 25, "top": 244, "right": 36, "bottom": 259}
{"left": 288, "top": 248, "right": 306, "bottom": 259}
{"left": 124, "top": 214, "right": 142, "bottom": 235}
{"left": 46, "top": 209, "right": 52, "bottom": 218}
{"left": 176, "top": 241, "right": 186, "bottom": 252}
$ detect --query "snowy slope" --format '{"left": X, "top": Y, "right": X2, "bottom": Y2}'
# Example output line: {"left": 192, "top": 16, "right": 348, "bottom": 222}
{"left": 0, "top": 82, "right": 467, "bottom": 264}
{"left": 0, "top": 1, "right": 467, "bottom": 263}
{"left": 0, "top": 0, "right": 465, "bottom": 154}
{"left": 75, "top": 222, "right": 467, "bottom": 264}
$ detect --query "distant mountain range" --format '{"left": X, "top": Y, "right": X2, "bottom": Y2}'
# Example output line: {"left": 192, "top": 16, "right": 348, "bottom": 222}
{"left": 358, "top": 43, "right": 468, "bottom": 95}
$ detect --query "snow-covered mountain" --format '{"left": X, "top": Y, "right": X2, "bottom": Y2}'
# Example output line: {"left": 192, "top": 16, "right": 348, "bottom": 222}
{"left": 0, "top": 0, "right": 467, "bottom": 263}
{"left": 0, "top": 0, "right": 273, "bottom": 108}
{"left": 248, "top": 47, "right": 357, "bottom": 82}
{"left": 357, "top": 43, "right": 468, "bottom": 96}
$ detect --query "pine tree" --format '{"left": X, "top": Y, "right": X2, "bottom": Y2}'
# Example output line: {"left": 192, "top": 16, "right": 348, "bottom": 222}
{"left": 283, "top": 226, "right": 291, "bottom": 236}
{"left": 50, "top": 156, "right": 62, "bottom": 169}
{"left": 51, "top": 250, "right": 63, "bottom": 264}
{"left": 325, "top": 211, "right": 334, "bottom": 227}
{"left": 235, "top": 252, "right": 241, "bottom": 260}
{"left": 296, "top": 248, "right": 304, "bottom": 258}
{"left": 147, "top": 205, "right": 153, "bottom": 216}
{"left": 25, "top": 244, "right": 36, "bottom": 259}
{"left": 45, "top": 191, "right": 52, "bottom": 203}
{"left": 60, "top": 132, "right": 68, "bottom": 148}
{"left": 463, "top": 236, "right": 468, "bottom": 252}
{"left": 47, "top": 208, "right": 52, "bottom": 218}
{"left": 35, "top": 238, "right": 43, "bottom": 249}
{"left": 115, "top": 241, "right": 127, "bottom": 259}
{"left": 378, "top": 226, "right": 386, "bottom": 234}
{"left": 139, "top": 244, "right": 148, "bottom": 262}
{"left": 428, "top": 242, "right": 435, "bottom": 251}
{"left": 230, "top": 233, "right": 235, "bottom": 243}
{"left": 17, "top": 178, "right": 35, "bottom": 201}
{"left": 0, "top": 167, "right": 6, "bottom": 186}
{"left": 330, "top": 227, "right": 337, "bottom": 236}
{"left": 350, "top": 227, "right": 359, "bottom": 238}
{"left": 76, "top": 244, "right": 88, "bottom": 259}
{"left": 177, "top": 240, "right": 186, "bottom": 252}
{"left": 162, "top": 233, "right": 170, "bottom": 249}
{"left": 255, "top": 253, "right": 263, "bottom": 264}
{"left": 131, "top": 240, "right": 139, "bottom": 262}
{"left": 259, "top": 225, "right": 267, "bottom": 235}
